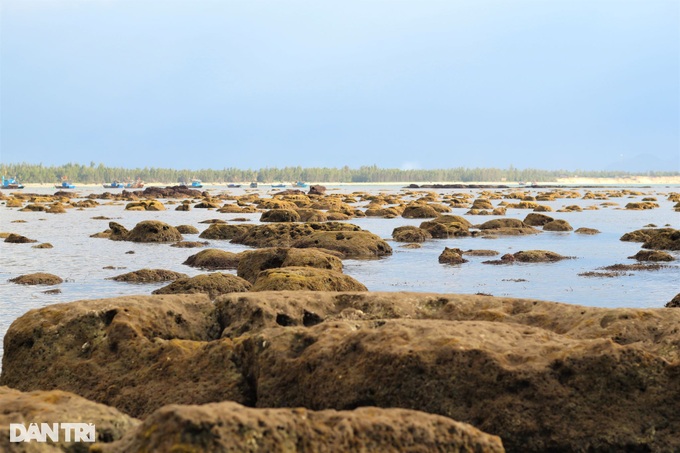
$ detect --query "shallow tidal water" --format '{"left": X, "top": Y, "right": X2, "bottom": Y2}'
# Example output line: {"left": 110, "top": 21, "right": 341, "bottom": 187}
{"left": 1, "top": 184, "right": 678, "bottom": 366}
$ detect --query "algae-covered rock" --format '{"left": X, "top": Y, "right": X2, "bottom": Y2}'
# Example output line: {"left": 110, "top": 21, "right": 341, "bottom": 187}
{"left": 292, "top": 231, "right": 392, "bottom": 258}
{"left": 666, "top": 294, "right": 680, "bottom": 308}
{"left": 9, "top": 273, "right": 63, "bottom": 285}
{"left": 125, "top": 220, "right": 182, "bottom": 243}
{"left": 124, "top": 200, "right": 165, "bottom": 211}
{"left": 4, "top": 233, "right": 37, "bottom": 244}
{"left": 575, "top": 227, "right": 600, "bottom": 235}
{"left": 183, "top": 249, "right": 241, "bottom": 270}
{"left": 628, "top": 250, "right": 675, "bottom": 262}
{"left": 523, "top": 213, "right": 554, "bottom": 226}
{"left": 252, "top": 267, "right": 367, "bottom": 292}
{"left": 0, "top": 386, "right": 139, "bottom": 451}
{"left": 260, "top": 209, "right": 301, "bottom": 222}
{"left": 237, "top": 247, "right": 343, "bottom": 283}
{"left": 233, "top": 222, "right": 361, "bottom": 248}
{"left": 98, "top": 402, "right": 503, "bottom": 453}
{"left": 32, "top": 242, "right": 53, "bottom": 249}
{"left": 198, "top": 223, "right": 253, "bottom": 240}
{"left": 175, "top": 224, "right": 199, "bottom": 234}
{"left": 513, "top": 250, "right": 569, "bottom": 262}
{"left": 438, "top": 247, "right": 468, "bottom": 265}
{"left": 543, "top": 219, "right": 573, "bottom": 232}
{"left": 153, "top": 273, "right": 252, "bottom": 299}
{"left": 110, "top": 269, "right": 188, "bottom": 283}
{"left": 391, "top": 225, "right": 432, "bottom": 243}
{"left": 402, "top": 204, "right": 439, "bottom": 218}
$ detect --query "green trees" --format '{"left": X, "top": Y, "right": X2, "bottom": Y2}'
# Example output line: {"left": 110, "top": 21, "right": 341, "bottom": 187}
{"left": 0, "top": 162, "right": 676, "bottom": 184}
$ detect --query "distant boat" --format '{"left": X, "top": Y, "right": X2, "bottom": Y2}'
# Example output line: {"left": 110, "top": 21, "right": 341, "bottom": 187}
{"left": 271, "top": 183, "right": 286, "bottom": 188}
{"left": 249, "top": 182, "right": 258, "bottom": 188}
{"left": 103, "top": 180, "right": 125, "bottom": 189}
{"left": 191, "top": 179, "right": 203, "bottom": 188}
{"left": 227, "top": 183, "right": 242, "bottom": 188}
{"left": 1, "top": 176, "right": 24, "bottom": 190}
{"left": 55, "top": 177, "right": 75, "bottom": 189}
{"left": 294, "top": 181, "right": 308, "bottom": 188}
{"left": 125, "top": 178, "right": 144, "bottom": 189}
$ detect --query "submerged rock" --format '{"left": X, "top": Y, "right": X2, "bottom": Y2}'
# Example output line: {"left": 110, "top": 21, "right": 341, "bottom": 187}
{"left": 628, "top": 250, "right": 675, "bottom": 262}
{"left": 513, "top": 250, "right": 569, "bottom": 262}
{"left": 4, "top": 233, "right": 37, "bottom": 244}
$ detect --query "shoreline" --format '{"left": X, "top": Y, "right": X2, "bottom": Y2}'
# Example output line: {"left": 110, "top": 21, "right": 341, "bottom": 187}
{"left": 13, "top": 176, "right": 680, "bottom": 189}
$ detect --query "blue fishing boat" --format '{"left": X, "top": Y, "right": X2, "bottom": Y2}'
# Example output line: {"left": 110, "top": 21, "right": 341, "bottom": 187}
{"left": 103, "top": 180, "right": 125, "bottom": 189}
{"left": 249, "top": 182, "right": 258, "bottom": 188}
{"left": 55, "top": 177, "right": 75, "bottom": 189}
{"left": 294, "top": 181, "right": 308, "bottom": 188}
{"left": 227, "top": 183, "right": 242, "bottom": 188}
{"left": 271, "top": 183, "right": 286, "bottom": 188}
{"left": 191, "top": 179, "right": 203, "bottom": 188}
{"left": 1, "top": 176, "right": 24, "bottom": 189}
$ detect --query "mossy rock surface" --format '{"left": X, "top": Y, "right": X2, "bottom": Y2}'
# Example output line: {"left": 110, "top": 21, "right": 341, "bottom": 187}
{"left": 233, "top": 222, "right": 361, "bottom": 248}
{"left": 260, "top": 209, "right": 301, "bottom": 222}
{"left": 238, "top": 247, "right": 343, "bottom": 283}
{"left": 199, "top": 223, "right": 253, "bottom": 240}
{"left": 153, "top": 273, "right": 252, "bottom": 299}
{"left": 392, "top": 226, "right": 432, "bottom": 243}
{"left": 124, "top": 200, "right": 165, "bottom": 211}
{"left": 251, "top": 266, "right": 367, "bottom": 291}
{"left": 125, "top": 220, "right": 183, "bottom": 243}
{"left": 543, "top": 219, "right": 573, "bottom": 232}
{"left": 110, "top": 269, "right": 188, "bottom": 283}
{"left": 176, "top": 224, "right": 199, "bottom": 234}
{"left": 292, "top": 230, "right": 392, "bottom": 258}
{"left": 513, "top": 250, "right": 569, "bottom": 262}
{"left": 4, "top": 233, "right": 37, "bottom": 244}
{"left": 438, "top": 247, "right": 468, "bottom": 264}
{"left": 9, "top": 273, "right": 63, "bottom": 285}
{"left": 628, "top": 250, "right": 675, "bottom": 262}
{"left": 523, "top": 213, "right": 554, "bottom": 226}
{"left": 183, "top": 249, "right": 241, "bottom": 270}
{"left": 402, "top": 204, "right": 439, "bottom": 218}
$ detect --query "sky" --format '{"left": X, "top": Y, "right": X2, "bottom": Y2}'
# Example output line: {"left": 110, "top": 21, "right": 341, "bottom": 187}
{"left": 1, "top": 0, "right": 678, "bottom": 172}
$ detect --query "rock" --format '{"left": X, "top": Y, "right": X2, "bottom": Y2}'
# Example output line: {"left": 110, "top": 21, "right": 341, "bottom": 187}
{"left": 9, "top": 273, "right": 63, "bottom": 285}
{"left": 260, "top": 209, "right": 301, "bottom": 223}
{"left": 0, "top": 294, "right": 247, "bottom": 419}
{"left": 463, "top": 249, "right": 499, "bottom": 256}
{"left": 194, "top": 199, "right": 221, "bottom": 209}
{"left": 419, "top": 220, "right": 471, "bottom": 238}
{"left": 107, "top": 222, "right": 129, "bottom": 241}
{"left": 175, "top": 203, "right": 191, "bottom": 211}
{"left": 543, "top": 219, "right": 573, "bottom": 232}
{"left": 628, "top": 250, "right": 675, "bottom": 262}
{"left": 391, "top": 226, "right": 432, "bottom": 243}
{"left": 513, "top": 250, "right": 569, "bottom": 262}
{"left": 237, "top": 247, "right": 343, "bottom": 283}
{"left": 400, "top": 243, "right": 422, "bottom": 249}
{"left": 471, "top": 198, "right": 494, "bottom": 210}
{"left": 183, "top": 249, "right": 241, "bottom": 270}
{"left": 170, "top": 241, "right": 209, "bottom": 248}
{"left": 0, "top": 386, "right": 139, "bottom": 451}
{"left": 621, "top": 228, "right": 680, "bottom": 250}
{"left": 438, "top": 247, "right": 468, "bottom": 265}
{"left": 125, "top": 221, "right": 183, "bottom": 243}
{"left": 292, "top": 231, "right": 392, "bottom": 259}
{"left": 4, "top": 233, "right": 37, "bottom": 244}
{"left": 402, "top": 204, "right": 439, "bottom": 218}
{"left": 175, "top": 224, "right": 199, "bottom": 234}
{"left": 232, "top": 222, "right": 361, "bottom": 248}
{"left": 32, "top": 242, "right": 53, "bottom": 249}
{"left": 296, "top": 208, "right": 329, "bottom": 222}
{"left": 308, "top": 185, "right": 327, "bottom": 195}
{"left": 625, "top": 202, "right": 659, "bottom": 210}
{"left": 98, "top": 402, "right": 503, "bottom": 453}
{"left": 252, "top": 267, "right": 367, "bottom": 292}
{"left": 575, "top": 227, "right": 600, "bottom": 235}
{"left": 153, "top": 273, "right": 252, "bottom": 299}
{"left": 110, "top": 269, "right": 188, "bottom": 283}
{"left": 666, "top": 294, "right": 680, "bottom": 308}
{"left": 477, "top": 218, "right": 539, "bottom": 236}
{"left": 199, "top": 223, "right": 253, "bottom": 240}
{"left": 523, "top": 213, "right": 554, "bottom": 226}
{"left": 124, "top": 200, "right": 165, "bottom": 211}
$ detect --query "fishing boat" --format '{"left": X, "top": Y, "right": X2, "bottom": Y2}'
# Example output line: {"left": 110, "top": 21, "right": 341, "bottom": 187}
{"left": 103, "top": 180, "right": 125, "bottom": 189}
{"left": 1, "top": 176, "right": 24, "bottom": 190}
{"left": 191, "top": 179, "right": 203, "bottom": 188}
{"left": 294, "top": 181, "right": 308, "bottom": 188}
{"left": 249, "top": 182, "right": 258, "bottom": 188}
{"left": 55, "top": 177, "right": 75, "bottom": 189}
{"left": 125, "top": 178, "right": 144, "bottom": 189}
{"left": 227, "top": 183, "right": 242, "bottom": 188}
{"left": 271, "top": 183, "right": 286, "bottom": 188}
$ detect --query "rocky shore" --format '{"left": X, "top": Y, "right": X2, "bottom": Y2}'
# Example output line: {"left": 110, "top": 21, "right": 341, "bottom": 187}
{"left": 2, "top": 291, "right": 680, "bottom": 452}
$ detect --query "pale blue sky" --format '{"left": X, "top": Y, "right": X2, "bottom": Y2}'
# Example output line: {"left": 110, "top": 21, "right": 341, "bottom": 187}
{"left": 1, "top": 1, "right": 678, "bottom": 171}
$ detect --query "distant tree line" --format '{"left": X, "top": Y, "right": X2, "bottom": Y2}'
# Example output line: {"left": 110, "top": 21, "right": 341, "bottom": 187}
{"left": 1, "top": 162, "right": 678, "bottom": 184}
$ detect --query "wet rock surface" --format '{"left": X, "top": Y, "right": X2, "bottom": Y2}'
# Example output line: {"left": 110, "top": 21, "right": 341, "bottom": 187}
{"left": 237, "top": 247, "right": 343, "bottom": 283}
{"left": 152, "top": 273, "right": 252, "bottom": 299}
{"left": 109, "top": 269, "right": 188, "bottom": 283}
{"left": 251, "top": 267, "right": 367, "bottom": 292}
{"left": 183, "top": 248, "right": 241, "bottom": 270}
{"left": 9, "top": 273, "right": 63, "bottom": 285}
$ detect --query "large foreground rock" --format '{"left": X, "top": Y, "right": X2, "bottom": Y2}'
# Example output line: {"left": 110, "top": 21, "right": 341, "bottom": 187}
{"left": 0, "top": 386, "right": 139, "bottom": 451}
{"left": 0, "top": 295, "right": 248, "bottom": 418}
{"left": 4, "top": 292, "right": 680, "bottom": 452}
{"left": 98, "top": 402, "right": 503, "bottom": 453}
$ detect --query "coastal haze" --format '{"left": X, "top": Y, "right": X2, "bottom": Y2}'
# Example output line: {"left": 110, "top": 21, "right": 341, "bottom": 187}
{"left": 1, "top": 2, "right": 680, "bottom": 453}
